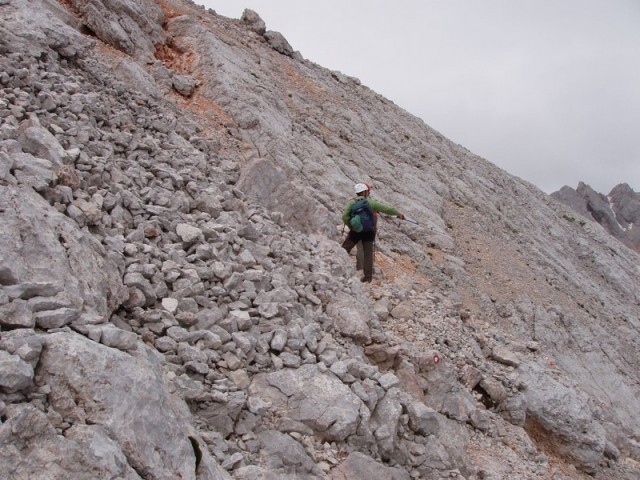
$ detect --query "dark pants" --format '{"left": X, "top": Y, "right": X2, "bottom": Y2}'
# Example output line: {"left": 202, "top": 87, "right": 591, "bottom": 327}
{"left": 342, "top": 230, "right": 376, "bottom": 281}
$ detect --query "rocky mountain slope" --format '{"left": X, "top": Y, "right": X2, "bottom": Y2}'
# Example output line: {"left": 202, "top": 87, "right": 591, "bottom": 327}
{"left": 552, "top": 182, "right": 640, "bottom": 254}
{"left": 1, "top": 0, "right": 639, "bottom": 479}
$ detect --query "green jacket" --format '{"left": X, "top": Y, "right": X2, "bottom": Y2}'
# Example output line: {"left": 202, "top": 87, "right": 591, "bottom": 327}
{"left": 342, "top": 196, "right": 401, "bottom": 229}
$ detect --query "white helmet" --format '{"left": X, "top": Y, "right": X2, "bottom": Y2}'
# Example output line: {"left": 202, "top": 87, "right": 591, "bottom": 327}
{"left": 354, "top": 183, "right": 369, "bottom": 194}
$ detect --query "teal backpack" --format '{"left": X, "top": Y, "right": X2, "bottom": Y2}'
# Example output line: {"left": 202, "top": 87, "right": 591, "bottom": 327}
{"left": 350, "top": 198, "right": 375, "bottom": 232}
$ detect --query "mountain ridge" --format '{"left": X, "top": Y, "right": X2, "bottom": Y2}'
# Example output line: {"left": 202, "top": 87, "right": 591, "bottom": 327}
{"left": 551, "top": 182, "right": 640, "bottom": 253}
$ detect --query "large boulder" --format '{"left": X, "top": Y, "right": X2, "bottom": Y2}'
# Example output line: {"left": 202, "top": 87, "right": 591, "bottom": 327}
{"left": 325, "top": 292, "right": 372, "bottom": 345}
{"left": 241, "top": 9, "right": 266, "bottom": 35}
{"left": 249, "top": 364, "right": 363, "bottom": 441}
{"left": 30, "top": 332, "right": 229, "bottom": 479}
{"left": 0, "top": 185, "right": 127, "bottom": 324}
{"left": 518, "top": 362, "right": 607, "bottom": 473}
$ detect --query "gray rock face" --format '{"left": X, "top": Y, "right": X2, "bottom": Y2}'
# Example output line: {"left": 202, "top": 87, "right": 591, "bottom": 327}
{"left": 237, "top": 158, "right": 335, "bottom": 236}
{"left": 1, "top": 1, "right": 640, "bottom": 479}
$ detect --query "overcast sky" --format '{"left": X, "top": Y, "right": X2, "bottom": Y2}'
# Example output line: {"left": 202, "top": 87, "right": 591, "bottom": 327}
{"left": 198, "top": 1, "right": 640, "bottom": 194}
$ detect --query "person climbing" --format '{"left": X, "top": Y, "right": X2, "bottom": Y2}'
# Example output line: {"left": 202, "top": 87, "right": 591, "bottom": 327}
{"left": 342, "top": 182, "right": 405, "bottom": 283}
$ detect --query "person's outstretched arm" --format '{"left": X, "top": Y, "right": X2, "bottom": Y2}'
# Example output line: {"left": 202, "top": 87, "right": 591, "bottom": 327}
{"left": 369, "top": 199, "right": 405, "bottom": 219}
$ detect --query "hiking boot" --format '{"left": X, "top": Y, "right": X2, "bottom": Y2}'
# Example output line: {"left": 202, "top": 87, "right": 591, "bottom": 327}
{"left": 361, "top": 276, "right": 372, "bottom": 283}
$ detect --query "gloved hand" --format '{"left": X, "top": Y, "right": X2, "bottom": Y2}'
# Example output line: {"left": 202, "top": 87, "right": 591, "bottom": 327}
{"left": 399, "top": 213, "right": 406, "bottom": 220}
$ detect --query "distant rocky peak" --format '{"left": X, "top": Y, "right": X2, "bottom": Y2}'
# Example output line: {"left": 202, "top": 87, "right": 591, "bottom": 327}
{"left": 552, "top": 182, "right": 640, "bottom": 253}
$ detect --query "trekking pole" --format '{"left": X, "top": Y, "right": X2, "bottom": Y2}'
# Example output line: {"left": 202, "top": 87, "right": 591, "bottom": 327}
{"left": 385, "top": 215, "right": 419, "bottom": 225}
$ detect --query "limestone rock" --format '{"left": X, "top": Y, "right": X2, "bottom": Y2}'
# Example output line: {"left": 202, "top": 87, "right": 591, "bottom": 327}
{"left": 0, "top": 405, "right": 141, "bottom": 480}
{"left": 491, "top": 345, "right": 520, "bottom": 367}
{"left": 99, "top": 325, "right": 138, "bottom": 351}
{"left": 325, "top": 294, "right": 371, "bottom": 345}
{"left": 256, "top": 430, "right": 322, "bottom": 476}
{"left": 406, "top": 401, "right": 441, "bottom": 436}
{"left": 249, "top": 364, "right": 363, "bottom": 441}
{"left": 172, "top": 74, "right": 198, "bottom": 97}
{"left": 330, "top": 451, "right": 410, "bottom": 480}
{"left": 519, "top": 362, "right": 607, "bottom": 473}
{"left": 0, "top": 299, "right": 34, "bottom": 328}
{"left": 0, "top": 185, "right": 127, "bottom": 320}
{"left": 66, "top": 0, "right": 165, "bottom": 61}
{"left": 0, "top": 350, "right": 34, "bottom": 393}
{"left": 241, "top": 9, "right": 266, "bottom": 35}
{"left": 264, "top": 31, "right": 295, "bottom": 57}
{"left": 37, "top": 332, "right": 212, "bottom": 478}
{"left": 17, "top": 115, "right": 66, "bottom": 166}
{"left": 370, "top": 387, "right": 402, "bottom": 459}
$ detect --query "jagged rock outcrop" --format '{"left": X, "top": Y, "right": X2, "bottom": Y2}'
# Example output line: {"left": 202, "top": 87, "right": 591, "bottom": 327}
{"left": 65, "top": 0, "right": 166, "bottom": 61}
{"left": 1, "top": 0, "right": 640, "bottom": 479}
{"left": 552, "top": 182, "right": 640, "bottom": 253}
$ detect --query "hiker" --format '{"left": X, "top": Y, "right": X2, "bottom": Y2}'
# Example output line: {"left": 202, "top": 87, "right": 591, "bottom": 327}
{"left": 342, "top": 182, "right": 405, "bottom": 283}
